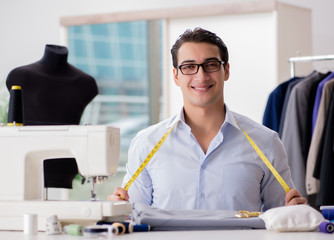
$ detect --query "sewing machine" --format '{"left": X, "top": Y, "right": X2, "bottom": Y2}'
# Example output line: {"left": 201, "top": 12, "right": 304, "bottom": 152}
{"left": 0, "top": 125, "right": 131, "bottom": 231}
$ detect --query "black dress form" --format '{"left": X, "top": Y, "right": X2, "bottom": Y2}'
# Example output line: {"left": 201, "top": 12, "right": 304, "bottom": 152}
{"left": 6, "top": 44, "right": 98, "bottom": 125}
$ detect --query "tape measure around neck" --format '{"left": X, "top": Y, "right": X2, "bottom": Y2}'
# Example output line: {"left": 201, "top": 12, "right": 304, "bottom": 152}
{"left": 235, "top": 119, "right": 291, "bottom": 194}
{"left": 123, "top": 123, "right": 176, "bottom": 192}
{"left": 123, "top": 118, "right": 290, "bottom": 195}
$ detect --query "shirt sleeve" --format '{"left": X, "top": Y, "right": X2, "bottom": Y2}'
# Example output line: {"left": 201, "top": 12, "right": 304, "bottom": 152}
{"left": 260, "top": 132, "right": 295, "bottom": 211}
{"left": 122, "top": 134, "right": 153, "bottom": 205}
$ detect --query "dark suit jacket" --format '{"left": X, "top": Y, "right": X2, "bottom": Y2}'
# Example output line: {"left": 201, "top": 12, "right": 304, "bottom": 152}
{"left": 262, "top": 77, "right": 300, "bottom": 133}
{"left": 314, "top": 89, "right": 334, "bottom": 206}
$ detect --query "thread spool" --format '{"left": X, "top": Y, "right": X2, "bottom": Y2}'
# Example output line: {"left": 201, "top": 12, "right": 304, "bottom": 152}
{"left": 83, "top": 225, "right": 109, "bottom": 238}
{"left": 23, "top": 213, "right": 38, "bottom": 235}
{"left": 7, "top": 85, "right": 24, "bottom": 126}
{"left": 45, "top": 215, "right": 62, "bottom": 235}
{"left": 97, "top": 221, "right": 133, "bottom": 233}
{"left": 319, "top": 221, "right": 334, "bottom": 233}
{"left": 108, "top": 225, "right": 119, "bottom": 235}
{"left": 111, "top": 222, "right": 126, "bottom": 235}
{"left": 133, "top": 224, "right": 151, "bottom": 232}
{"left": 64, "top": 224, "right": 84, "bottom": 236}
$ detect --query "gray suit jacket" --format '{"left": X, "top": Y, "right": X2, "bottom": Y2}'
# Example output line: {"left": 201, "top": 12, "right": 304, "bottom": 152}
{"left": 281, "top": 72, "right": 326, "bottom": 198}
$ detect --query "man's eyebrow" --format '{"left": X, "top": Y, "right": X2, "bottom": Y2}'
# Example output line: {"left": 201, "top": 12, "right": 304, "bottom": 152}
{"left": 180, "top": 57, "right": 220, "bottom": 65}
{"left": 205, "top": 57, "right": 220, "bottom": 62}
{"left": 180, "top": 60, "right": 196, "bottom": 65}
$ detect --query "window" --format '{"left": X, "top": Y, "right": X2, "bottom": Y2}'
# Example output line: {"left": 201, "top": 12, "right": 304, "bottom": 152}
{"left": 66, "top": 20, "right": 162, "bottom": 200}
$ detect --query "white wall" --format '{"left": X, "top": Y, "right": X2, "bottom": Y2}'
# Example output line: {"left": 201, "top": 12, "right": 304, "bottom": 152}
{"left": 166, "top": 12, "right": 279, "bottom": 121}
{"left": 1, "top": 0, "right": 334, "bottom": 120}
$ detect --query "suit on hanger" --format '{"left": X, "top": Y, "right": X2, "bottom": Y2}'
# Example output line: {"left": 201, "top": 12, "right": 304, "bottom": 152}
{"left": 278, "top": 74, "right": 309, "bottom": 138}
{"left": 306, "top": 79, "right": 334, "bottom": 196}
{"left": 281, "top": 71, "right": 326, "bottom": 198}
{"left": 313, "top": 89, "right": 334, "bottom": 206}
{"left": 311, "top": 72, "right": 334, "bottom": 133}
{"left": 262, "top": 77, "right": 300, "bottom": 132}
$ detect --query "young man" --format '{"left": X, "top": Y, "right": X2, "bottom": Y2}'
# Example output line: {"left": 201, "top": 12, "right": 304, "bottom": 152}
{"left": 109, "top": 28, "right": 307, "bottom": 211}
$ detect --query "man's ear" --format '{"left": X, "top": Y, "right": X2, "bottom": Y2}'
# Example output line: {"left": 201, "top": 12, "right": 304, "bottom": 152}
{"left": 224, "top": 63, "right": 230, "bottom": 81}
{"left": 173, "top": 68, "right": 180, "bottom": 86}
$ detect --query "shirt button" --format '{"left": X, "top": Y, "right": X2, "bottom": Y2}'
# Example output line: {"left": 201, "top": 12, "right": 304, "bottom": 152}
{"left": 201, "top": 166, "right": 206, "bottom": 170}
{"left": 200, "top": 193, "right": 205, "bottom": 198}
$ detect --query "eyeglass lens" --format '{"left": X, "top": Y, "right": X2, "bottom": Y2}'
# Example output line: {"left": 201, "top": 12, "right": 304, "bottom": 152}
{"left": 179, "top": 61, "right": 222, "bottom": 75}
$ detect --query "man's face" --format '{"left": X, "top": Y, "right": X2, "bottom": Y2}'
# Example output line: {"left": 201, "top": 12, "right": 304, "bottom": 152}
{"left": 173, "top": 42, "right": 230, "bottom": 110}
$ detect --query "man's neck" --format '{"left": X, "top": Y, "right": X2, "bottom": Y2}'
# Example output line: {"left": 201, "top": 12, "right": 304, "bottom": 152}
{"left": 184, "top": 103, "right": 226, "bottom": 131}
{"left": 183, "top": 103, "right": 226, "bottom": 154}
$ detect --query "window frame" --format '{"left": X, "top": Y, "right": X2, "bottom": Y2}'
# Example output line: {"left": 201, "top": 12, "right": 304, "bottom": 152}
{"left": 60, "top": 1, "right": 276, "bottom": 119}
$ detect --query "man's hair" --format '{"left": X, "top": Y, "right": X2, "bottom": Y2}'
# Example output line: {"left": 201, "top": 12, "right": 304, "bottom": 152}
{"left": 170, "top": 27, "right": 229, "bottom": 68}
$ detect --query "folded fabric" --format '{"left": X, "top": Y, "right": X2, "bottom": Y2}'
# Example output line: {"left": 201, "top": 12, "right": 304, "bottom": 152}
{"left": 259, "top": 205, "right": 325, "bottom": 232}
{"left": 131, "top": 203, "right": 265, "bottom": 231}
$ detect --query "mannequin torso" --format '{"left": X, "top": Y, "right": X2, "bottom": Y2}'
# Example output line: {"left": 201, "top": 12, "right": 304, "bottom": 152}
{"left": 6, "top": 44, "right": 98, "bottom": 125}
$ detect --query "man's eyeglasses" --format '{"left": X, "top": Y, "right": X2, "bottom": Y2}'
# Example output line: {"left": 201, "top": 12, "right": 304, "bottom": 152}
{"left": 177, "top": 60, "right": 224, "bottom": 75}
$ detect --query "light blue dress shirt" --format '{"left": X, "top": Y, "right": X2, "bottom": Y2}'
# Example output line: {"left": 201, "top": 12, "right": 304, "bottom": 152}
{"left": 122, "top": 106, "right": 294, "bottom": 212}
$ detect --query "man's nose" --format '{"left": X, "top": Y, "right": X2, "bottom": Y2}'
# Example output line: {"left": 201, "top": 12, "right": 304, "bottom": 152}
{"left": 195, "top": 65, "right": 209, "bottom": 79}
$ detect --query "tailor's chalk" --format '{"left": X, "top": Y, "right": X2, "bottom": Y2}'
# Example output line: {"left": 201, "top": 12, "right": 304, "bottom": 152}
{"left": 133, "top": 224, "right": 150, "bottom": 232}
{"left": 64, "top": 224, "right": 84, "bottom": 236}
{"left": 319, "top": 221, "right": 334, "bottom": 233}
{"left": 97, "top": 221, "right": 133, "bottom": 233}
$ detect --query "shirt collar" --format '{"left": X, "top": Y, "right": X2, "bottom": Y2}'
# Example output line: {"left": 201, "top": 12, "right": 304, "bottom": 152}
{"left": 166, "top": 109, "right": 184, "bottom": 129}
{"left": 224, "top": 105, "right": 240, "bottom": 131}
{"left": 168, "top": 105, "right": 240, "bottom": 131}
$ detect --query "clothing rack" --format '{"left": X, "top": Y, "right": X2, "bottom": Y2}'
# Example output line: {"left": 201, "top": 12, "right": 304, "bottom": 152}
{"left": 289, "top": 54, "right": 334, "bottom": 77}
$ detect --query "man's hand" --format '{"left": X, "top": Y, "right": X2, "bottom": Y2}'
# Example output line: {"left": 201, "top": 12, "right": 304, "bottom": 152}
{"left": 107, "top": 187, "right": 129, "bottom": 201}
{"left": 285, "top": 189, "right": 307, "bottom": 206}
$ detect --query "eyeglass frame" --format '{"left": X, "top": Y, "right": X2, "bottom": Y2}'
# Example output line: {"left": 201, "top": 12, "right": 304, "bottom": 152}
{"left": 176, "top": 60, "right": 225, "bottom": 75}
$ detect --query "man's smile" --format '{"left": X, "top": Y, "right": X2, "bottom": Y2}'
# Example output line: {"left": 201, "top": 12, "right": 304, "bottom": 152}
{"left": 191, "top": 84, "right": 214, "bottom": 92}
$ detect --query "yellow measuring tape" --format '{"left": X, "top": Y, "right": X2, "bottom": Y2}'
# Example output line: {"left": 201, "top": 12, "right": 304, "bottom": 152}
{"left": 122, "top": 123, "right": 176, "bottom": 193}
{"left": 236, "top": 121, "right": 291, "bottom": 193}
{"left": 123, "top": 119, "right": 291, "bottom": 195}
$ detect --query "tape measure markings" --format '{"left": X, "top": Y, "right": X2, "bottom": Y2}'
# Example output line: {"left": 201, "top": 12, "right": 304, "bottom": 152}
{"left": 122, "top": 123, "right": 176, "bottom": 192}
{"left": 123, "top": 117, "right": 291, "bottom": 196}
{"left": 236, "top": 120, "right": 291, "bottom": 194}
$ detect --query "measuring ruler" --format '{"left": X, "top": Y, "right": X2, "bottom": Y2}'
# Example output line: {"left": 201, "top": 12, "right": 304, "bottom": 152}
{"left": 122, "top": 123, "right": 176, "bottom": 194}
